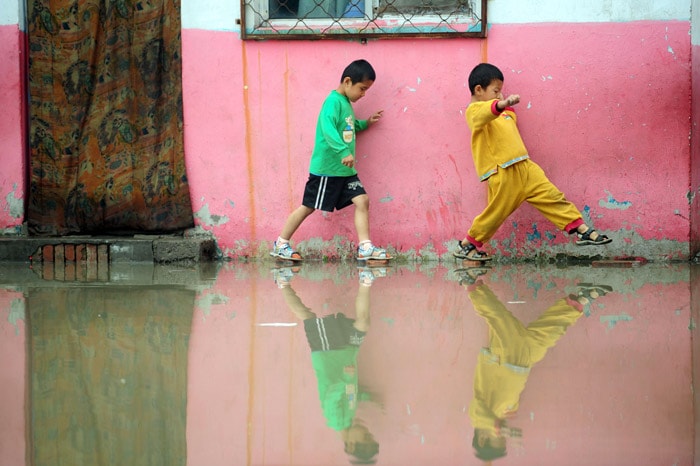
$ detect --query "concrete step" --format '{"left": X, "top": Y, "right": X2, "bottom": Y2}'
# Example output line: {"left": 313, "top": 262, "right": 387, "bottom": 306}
{"left": 0, "top": 235, "right": 218, "bottom": 264}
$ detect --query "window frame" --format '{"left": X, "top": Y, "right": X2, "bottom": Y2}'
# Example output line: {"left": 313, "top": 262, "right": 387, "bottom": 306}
{"left": 240, "top": 0, "right": 487, "bottom": 40}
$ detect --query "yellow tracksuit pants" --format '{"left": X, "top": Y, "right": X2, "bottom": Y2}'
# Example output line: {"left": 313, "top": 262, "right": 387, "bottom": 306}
{"left": 468, "top": 159, "right": 583, "bottom": 245}
{"left": 467, "top": 284, "right": 583, "bottom": 430}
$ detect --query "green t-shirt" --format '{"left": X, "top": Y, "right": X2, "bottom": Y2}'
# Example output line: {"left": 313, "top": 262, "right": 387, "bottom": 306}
{"left": 311, "top": 347, "right": 360, "bottom": 431}
{"left": 308, "top": 90, "right": 369, "bottom": 177}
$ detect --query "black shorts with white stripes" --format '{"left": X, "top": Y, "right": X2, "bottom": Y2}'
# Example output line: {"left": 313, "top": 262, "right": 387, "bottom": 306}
{"left": 303, "top": 313, "right": 366, "bottom": 351}
{"left": 302, "top": 174, "right": 367, "bottom": 212}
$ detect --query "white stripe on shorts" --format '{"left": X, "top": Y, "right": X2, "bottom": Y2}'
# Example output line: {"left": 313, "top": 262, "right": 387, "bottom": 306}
{"left": 315, "top": 318, "right": 330, "bottom": 351}
{"left": 314, "top": 176, "right": 328, "bottom": 209}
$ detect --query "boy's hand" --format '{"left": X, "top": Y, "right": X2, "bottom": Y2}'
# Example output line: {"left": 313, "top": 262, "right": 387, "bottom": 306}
{"left": 502, "top": 94, "right": 520, "bottom": 107}
{"left": 342, "top": 154, "right": 355, "bottom": 167}
{"left": 367, "top": 110, "right": 383, "bottom": 126}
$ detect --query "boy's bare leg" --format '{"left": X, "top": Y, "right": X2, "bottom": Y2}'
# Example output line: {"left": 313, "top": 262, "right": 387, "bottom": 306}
{"left": 352, "top": 194, "right": 371, "bottom": 243}
{"left": 281, "top": 286, "right": 316, "bottom": 320}
{"left": 353, "top": 283, "right": 371, "bottom": 332}
{"left": 280, "top": 205, "right": 315, "bottom": 241}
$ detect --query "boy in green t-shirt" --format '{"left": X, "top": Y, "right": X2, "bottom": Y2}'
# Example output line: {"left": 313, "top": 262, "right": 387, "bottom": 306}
{"left": 270, "top": 59, "right": 388, "bottom": 262}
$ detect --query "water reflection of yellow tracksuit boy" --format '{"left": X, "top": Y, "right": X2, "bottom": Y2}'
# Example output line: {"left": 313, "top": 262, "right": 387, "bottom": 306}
{"left": 465, "top": 280, "right": 596, "bottom": 462}
{"left": 279, "top": 274, "right": 380, "bottom": 464}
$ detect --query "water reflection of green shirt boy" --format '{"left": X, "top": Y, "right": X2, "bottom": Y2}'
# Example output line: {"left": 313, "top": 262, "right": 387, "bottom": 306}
{"left": 281, "top": 280, "right": 379, "bottom": 464}
{"left": 465, "top": 281, "right": 589, "bottom": 462}
{"left": 306, "top": 314, "right": 364, "bottom": 431}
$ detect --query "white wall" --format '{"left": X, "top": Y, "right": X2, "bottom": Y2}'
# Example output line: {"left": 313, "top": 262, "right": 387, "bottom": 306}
{"left": 0, "top": 0, "right": 19, "bottom": 26}
{"left": 693, "top": 0, "right": 700, "bottom": 44}
{"left": 180, "top": 0, "right": 690, "bottom": 31}
{"left": 489, "top": 0, "right": 689, "bottom": 24}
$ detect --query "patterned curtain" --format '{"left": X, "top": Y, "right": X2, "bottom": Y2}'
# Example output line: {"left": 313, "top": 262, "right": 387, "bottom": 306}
{"left": 27, "top": 0, "right": 193, "bottom": 235}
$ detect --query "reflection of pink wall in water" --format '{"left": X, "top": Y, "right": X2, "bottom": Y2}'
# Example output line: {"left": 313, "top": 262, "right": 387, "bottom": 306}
{"left": 516, "top": 285, "right": 692, "bottom": 465}
{"left": 0, "top": 291, "right": 26, "bottom": 466}
{"left": 0, "top": 266, "right": 689, "bottom": 465}
{"left": 186, "top": 267, "right": 693, "bottom": 465}
{"left": 692, "top": 265, "right": 700, "bottom": 461}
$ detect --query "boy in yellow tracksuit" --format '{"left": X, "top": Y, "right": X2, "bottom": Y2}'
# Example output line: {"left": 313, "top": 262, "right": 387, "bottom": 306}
{"left": 454, "top": 63, "right": 612, "bottom": 261}
{"left": 461, "top": 277, "right": 611, "bottom": 461}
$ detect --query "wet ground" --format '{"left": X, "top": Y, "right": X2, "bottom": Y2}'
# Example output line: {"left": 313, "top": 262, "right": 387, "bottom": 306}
{"left": 1, "top": 260, "right": 698, "bottom": 466}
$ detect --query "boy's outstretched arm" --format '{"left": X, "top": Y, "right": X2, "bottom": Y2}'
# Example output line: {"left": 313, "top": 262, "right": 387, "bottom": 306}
{"left": 367, "top": 110, "right": 383, "bottom": 127}
{"left": 281, "top": 286, "right": 316, "bottom": 320}
{"left": 495, "top": 95, "right": 520, "bottom": 111}
{"left": 344, "top": 110, "right": 383, "bottom": 167}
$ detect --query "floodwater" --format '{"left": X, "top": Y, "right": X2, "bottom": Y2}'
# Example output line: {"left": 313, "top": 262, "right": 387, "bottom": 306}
{"left": 1, "top": 260, "right": 698, "bottom": 466}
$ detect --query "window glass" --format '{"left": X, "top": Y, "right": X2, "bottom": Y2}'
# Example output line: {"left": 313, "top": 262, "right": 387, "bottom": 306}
{"left": 244, "top": 0, "right": 486, "bottom": 39}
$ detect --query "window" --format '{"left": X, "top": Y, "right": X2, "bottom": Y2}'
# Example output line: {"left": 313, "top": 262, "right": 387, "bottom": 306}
{"left": 241, "top": 0, "right": 486, "bottom": 39}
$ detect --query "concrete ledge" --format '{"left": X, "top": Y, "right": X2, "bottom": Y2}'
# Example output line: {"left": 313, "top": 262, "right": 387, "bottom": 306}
{"left": 153, "top": 237, "right": 218, "bottom": 264}
{"left": 0, "top": 236, "right": 218, "bottom": 263}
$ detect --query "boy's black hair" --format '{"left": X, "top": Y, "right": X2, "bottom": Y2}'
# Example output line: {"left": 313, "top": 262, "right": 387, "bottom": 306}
{"left": 345, "top": 439, "right": 379, "bottom": 464}
{"left": 468, "top": 62, "right": 504, "bottom": 95}
{"left": 341, "top": 59, "right": 376, "bottom": 84}
{"left": 472, "top": 429, "right": 507, "bottom": 461}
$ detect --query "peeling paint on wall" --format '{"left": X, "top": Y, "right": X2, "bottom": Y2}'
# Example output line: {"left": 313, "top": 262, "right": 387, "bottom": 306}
{"left": 526, "top": 223, "right": 542, "bottom": 242}
{"left": 5, "top": 183, "right": 23, "bottom": 218}
{"left": 599, "top": 191, "right": 632, "bottom": 210}
{"left": 8, "top": 298, "right": 25, "bottom": 336}
{"left": 196, "top": 292, "right": 230, "bottom": 319}
{"left": 194, "top": 203, "right": 230, "bottom": 227}
{"left": 600, "top": 313, "right": 633, "bottom": 330}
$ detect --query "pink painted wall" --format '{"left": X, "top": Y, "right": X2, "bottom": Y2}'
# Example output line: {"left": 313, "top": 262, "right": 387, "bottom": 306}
{"left": 0, "top": 19, "right": 693, "bottom": 260}
{"left": 182, "top": 21, "right": 691, "bottom": 260}
{"left": 0, "top": 24, "right": 26, "bottom": 234}
{"left": 691, "top": 42, "right": 700, "bottom": 258}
